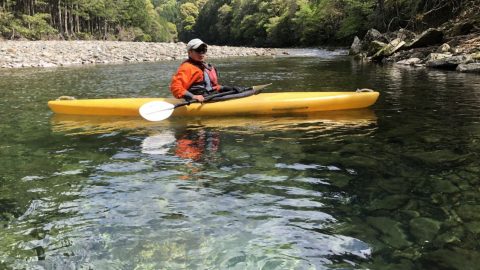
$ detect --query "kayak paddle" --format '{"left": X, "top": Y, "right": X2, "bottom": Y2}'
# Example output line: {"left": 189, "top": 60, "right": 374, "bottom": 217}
{"left": 139, "top": 83, "right": 271, "bottom": 122}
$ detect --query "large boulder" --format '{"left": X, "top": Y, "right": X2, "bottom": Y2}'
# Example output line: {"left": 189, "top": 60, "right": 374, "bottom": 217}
{"left": 426, "top": 54, "right": 473, "bottom": 70}
{"left": 367, "top": 40, "right": 387, "bottom": 56}
{"left": 361, "top": 28, "right": 388, "bottom": 50}
{"left": 349, "top": 36, "right": 362, "bottom": 55}
{"left": 406, "top": 28, "right": 444, "bottom": 49}
{"left": 371, "top": 38, "right": 406, "bottom": 62}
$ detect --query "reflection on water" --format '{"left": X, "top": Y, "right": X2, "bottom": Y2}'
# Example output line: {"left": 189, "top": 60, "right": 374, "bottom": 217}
{"left": 14, "top": 110, "right": 377, "bottom": 269}
{"left": 50, "top": 109, "right": 377, "bottom": 135}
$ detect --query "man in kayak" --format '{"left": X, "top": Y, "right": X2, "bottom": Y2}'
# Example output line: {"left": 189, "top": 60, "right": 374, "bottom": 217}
{"left": 170, "top": 38, "right": 242, "bottom": 102}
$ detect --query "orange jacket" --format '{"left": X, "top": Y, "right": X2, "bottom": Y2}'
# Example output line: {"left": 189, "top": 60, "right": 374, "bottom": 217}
{"left": 170, "top": 60, "right": 221, "bottom": 99}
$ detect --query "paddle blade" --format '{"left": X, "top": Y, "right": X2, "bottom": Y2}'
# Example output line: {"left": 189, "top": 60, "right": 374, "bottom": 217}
{"left": 139, "top": 101, "right": 175, "bottom": 121}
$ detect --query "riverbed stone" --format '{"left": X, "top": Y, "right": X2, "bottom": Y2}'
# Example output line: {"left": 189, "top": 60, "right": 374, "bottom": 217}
{"left": 456, "top": 204, "right": 480, "bottom": 221}
{"left": 433, "top": 226, "right": 463, "bottom": 246}
{"left": 366, "top": 257, "right": 415, "bottom": 270}
{"left": 0, "top": 41, "right": 281, "bottom": 69}
{"left": 409, "top": 217, "right": 441, "bottom": 243}
{"left": 420, "top": 247, "right": 480, "bottom": 270}
{"left": 368, "top": 195, "right": 409, "bottom": 211}
{"left": 404, "top": 149, "right": 468, "bottom": 166}
{"left": 471, "top": 52, "right": 480, "bottom": 60}
{"left": 426, "top": 54, "right": 473, "bottom": 69}
{"left": 396, "top": 58, "right": 422, "bottom": 66}
{"left": 457, "top": 63, "right": 480, "bottom": 73}
{"left": 426, "top": 52, "right": 452, "bottom": 61}
{"left": 378, "top": 177, "right": 412, "bottom": 194}
{"left": 464, "top": 221, "right": 480, "bottom": 234}
{"left": 432, "top": 179, "right": 460, "bottom": 194}
{"left": 366, "top": 216, "right": 411, "bottom": 248}
{"left": 437, "top": 43, "right": 451, "bottom": 53}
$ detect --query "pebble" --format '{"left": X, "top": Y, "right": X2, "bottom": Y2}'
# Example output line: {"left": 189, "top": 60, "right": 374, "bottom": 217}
{"left": 0, "top": 40, "right": 281, "bottom": 69}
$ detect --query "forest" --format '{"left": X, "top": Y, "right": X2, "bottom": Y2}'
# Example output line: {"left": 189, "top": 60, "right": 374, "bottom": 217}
{"left": 0, "top": 0, "right": 475, "bottom": 46}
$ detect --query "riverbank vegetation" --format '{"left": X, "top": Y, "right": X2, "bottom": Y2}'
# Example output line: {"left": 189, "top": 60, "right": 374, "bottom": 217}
{"left": 0, "top": 0, "right": 478, "bottom": 47}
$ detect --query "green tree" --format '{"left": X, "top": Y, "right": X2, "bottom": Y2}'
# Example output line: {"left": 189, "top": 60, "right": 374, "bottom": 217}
{"left": 178, "top": 2, "right": 199, "bottom": 40}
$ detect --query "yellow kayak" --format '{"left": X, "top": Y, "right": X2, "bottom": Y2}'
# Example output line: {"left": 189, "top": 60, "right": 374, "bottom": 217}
{"left": 48, "top": 91, "right": 379, "bottom": 117}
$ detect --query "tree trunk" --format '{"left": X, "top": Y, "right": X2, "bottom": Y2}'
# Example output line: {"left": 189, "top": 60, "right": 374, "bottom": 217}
{"left": 75, "top": 4, "right": 80, "bottom": 33}
{"left": 58, "top": 0, "right": 63, "bottom": 36}
{"left": 64, "top": 3, "right": 68, "bottom": 36}
{"left": 377, "top": 0, "right": 385, "bottom": 31}
{"left": 69, "top": 3, "right": 74, "bottom": 35}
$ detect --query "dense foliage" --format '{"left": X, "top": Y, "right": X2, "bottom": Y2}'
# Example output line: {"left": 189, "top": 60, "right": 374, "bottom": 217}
{"left": 0, "top": 0, "right": 470, "bottom": 45}
{"left": 192, "top": 0, "right": 466, "bottom": 46}
{"left": 0, "top": 0, "right": 177, "bottom": 41}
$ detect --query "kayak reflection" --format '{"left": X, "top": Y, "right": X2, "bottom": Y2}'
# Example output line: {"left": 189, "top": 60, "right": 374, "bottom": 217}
{"left": 51, "top": 110, "right": 378, "bottom": 180}
{"left": 50, "top": 109, "right": 378, "bottom": 136}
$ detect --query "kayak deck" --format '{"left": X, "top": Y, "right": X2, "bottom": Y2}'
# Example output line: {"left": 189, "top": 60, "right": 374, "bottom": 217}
{"left": 48, "top": 91, "right": 380, "bottom": 117}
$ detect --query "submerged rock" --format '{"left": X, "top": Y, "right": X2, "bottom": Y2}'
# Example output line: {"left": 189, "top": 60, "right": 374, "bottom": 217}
{"left": 456, "top": 204, "right": 480, "bottom": 221}
{"left": 367, "top": 216, "right": 411, "bottom": 249}
{"left": 368, "top": 195, "right": 410, "bottom": 211}
{"left": 409, "top": 217, "right": 441, "bottom": 243}
{"left": 420, "top": 247, "right": 480, "bottom": 270}
{"left": 403, "top": 149, "right": 468, "bottom": 166}
{"left": 432, "top": 179, "right": 460, "bottom": 194}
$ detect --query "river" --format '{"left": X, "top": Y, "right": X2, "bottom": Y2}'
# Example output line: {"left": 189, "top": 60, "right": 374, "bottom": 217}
{"left": 1, "top": 49, "right": 480, "bottom": 269}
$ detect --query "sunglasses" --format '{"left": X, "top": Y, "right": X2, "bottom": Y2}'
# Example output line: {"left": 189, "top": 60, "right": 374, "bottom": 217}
{"left": 193, "top": 47, "right": 207, "bottom": 54}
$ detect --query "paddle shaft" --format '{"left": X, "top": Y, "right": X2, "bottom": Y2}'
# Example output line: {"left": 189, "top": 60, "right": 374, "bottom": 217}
{"left": 173, "top": 89, "right": 241, "bottom": 109}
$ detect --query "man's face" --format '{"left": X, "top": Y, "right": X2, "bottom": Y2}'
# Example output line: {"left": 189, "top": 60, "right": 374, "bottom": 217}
{"left": 188, "top": 44, "right": 207, "bottom": 62}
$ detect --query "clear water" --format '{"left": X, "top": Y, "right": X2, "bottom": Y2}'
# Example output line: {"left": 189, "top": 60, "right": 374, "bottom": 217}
{"left": 1, "top": 49, "right": 480, "bottom": 269}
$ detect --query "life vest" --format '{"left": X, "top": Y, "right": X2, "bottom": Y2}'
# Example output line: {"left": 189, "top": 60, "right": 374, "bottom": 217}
{"left": 189, "top": 62, "right": 219, "bottom": 95}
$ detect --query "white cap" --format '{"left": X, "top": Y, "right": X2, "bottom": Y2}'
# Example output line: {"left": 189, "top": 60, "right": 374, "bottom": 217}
{"left": 186, "top": 38, "right": 207, "bottom": 51}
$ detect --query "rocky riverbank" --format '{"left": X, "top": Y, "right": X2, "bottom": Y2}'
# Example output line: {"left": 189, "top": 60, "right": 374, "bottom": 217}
{"left": 349, "top": 26, "right": 480, "bottom": 73}
{"left": 0, "top": 41, "right": 281, "bottom": 69}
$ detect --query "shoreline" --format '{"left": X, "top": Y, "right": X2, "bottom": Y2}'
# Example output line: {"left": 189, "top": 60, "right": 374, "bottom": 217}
{"left": 350, "top": 28, "right": 480, "bottom": 73}
{"left": 0, "top": 41, "right": 282, "bottom": 69}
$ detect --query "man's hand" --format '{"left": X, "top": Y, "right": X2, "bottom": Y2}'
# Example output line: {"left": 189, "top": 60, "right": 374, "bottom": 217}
{"left": 192, "top": 95, "right": 205, "bottom": 102}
